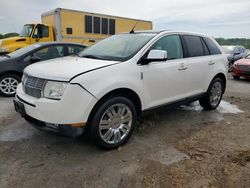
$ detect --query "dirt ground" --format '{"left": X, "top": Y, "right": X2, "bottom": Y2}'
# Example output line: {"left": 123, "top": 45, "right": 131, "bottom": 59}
{"left": 0, "top": 75, "right": 249, "bottom": 188}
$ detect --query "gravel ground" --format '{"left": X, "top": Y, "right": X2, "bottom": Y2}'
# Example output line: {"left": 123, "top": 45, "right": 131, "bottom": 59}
{"left": 0, "top": 75, "right": 249, "bottom": 188}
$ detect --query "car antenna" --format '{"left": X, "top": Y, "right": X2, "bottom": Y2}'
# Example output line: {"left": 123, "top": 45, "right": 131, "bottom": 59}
{"left": 130, "top": 20, "right": 138, "bottom": 33}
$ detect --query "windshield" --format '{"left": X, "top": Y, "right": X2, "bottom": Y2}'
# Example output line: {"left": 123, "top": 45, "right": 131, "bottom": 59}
{"left": 19, "top": 24, "right": 34, "bottom": 37}
{"left": 79, "top": 33, "right": 156, "bottom": 61}
{"left": 246, "top": 54, "right": 250, "bottom": 59}
{"left": 221, "top": 46, "right": 235, "bottom": 54}
{"left": 8, "top": 44, "right": 40, "bottom": 58}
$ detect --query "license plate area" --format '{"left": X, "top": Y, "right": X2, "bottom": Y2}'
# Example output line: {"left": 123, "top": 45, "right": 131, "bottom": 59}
{"left": 13, "top": 99, "right": 26, "bottom": 117}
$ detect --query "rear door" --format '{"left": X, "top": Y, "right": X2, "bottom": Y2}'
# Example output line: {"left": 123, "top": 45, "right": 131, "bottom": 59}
{"left": 181, "top": 35, "right": 211, "bottom": 94}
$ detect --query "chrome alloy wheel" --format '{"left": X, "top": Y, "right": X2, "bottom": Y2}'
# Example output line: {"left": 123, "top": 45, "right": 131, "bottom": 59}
{"left": 209, "top": 81, "right": 222, "bottom": 107}
{"left": 99, "top": 103, "right": 133, "bottom": 144}
{"left": 0, "top": 77, "right": 19, "bottom": 95}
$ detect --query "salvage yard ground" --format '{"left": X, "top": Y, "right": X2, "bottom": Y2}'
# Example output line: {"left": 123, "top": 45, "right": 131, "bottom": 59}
{"left": 0, "top": 75, "right": 250, "bottom": 188}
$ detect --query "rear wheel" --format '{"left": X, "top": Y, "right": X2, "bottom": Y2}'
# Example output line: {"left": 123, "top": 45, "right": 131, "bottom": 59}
{"left": 199, "top": 78, "right": 224, "bottom": 110}
{"left": 0, "top": 74, "right": 21, "bottom": 97}
{"left": 89, "top": 96, "right": 137, "bottom": 149}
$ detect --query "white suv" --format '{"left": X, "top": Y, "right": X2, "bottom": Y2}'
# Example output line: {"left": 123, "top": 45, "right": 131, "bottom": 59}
{"left": 14, "top": 31, "right": 227, "bottom": 149}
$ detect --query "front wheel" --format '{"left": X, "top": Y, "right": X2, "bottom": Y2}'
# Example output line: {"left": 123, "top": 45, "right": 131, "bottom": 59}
{"left": 199, "top": 78, "right": 224, "bottom": 110}
{"left": 89, "top": 96, "right": 137, "bottom": 149}
{"left": 0, "top": 74, "right": 21, "bottom": 97}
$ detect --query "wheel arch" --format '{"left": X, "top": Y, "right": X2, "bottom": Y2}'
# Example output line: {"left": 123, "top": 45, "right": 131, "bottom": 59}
{"left": 87, "top": 88, "right": 142, "bottom": 125}
{"left": 211, "top": 73, "right": 227, "bottom": 93}
{"left": 0, "top": 71, "right": 22, "bottom": 78}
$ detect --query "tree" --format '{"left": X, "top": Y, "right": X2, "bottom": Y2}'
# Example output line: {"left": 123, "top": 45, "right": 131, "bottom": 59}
{"left": 216, "top": 38, "right": 250, "bottom": 49}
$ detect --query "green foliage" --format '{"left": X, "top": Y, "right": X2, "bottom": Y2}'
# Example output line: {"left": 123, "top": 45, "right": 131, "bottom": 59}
{"left": 0, "top": 33, "right": 19, "bottom": 39}
{"left": 216, "top": 38, "right": 250, "bottom": 49}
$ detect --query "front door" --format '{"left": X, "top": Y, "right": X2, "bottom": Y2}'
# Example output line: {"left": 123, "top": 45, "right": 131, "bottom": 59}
{"left": 141, "top": 35, "right": 190, "bottom": 109}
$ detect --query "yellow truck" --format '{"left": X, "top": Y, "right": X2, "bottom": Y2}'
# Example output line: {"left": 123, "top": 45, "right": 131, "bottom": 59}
{"left": 0, "top": 8, "right": 152, "bottom": 54}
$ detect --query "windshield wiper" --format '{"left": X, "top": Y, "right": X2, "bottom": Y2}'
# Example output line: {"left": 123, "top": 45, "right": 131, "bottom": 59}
{"left": 81, "top": 55, "right": 101, "bottom": 59}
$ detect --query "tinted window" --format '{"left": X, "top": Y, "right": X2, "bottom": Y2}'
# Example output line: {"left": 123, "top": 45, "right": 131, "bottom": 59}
{"left": 41, "top": 26, "right": 49, "bottom": 37}
{"left": 201, "top": 38, "right": 210, "bottom": 55}
{"left": 109, "top": 19, "right": 115, "bottom": 35}
{"left": 32, "top": 46, "right": 64, "bottom": 61}
{"left": 66, "top": 28, "right": 73, "bottom": 35}
{"left": 183, "top": 35, "right": 204, "bottom": 57}
{"left": 151, "top": 35, "right": 183, "bottom": 59}
{"left": 203, "top": 37, "right": 221, "bottom": 55}
{"left": 85, "top": 15, "right": 92, "bottom": 33}
{"left": 94, "top": 17, "right": 100, "bottom": 34}
{"left": 102, "top": 18, "right": 108, "bottom": 34}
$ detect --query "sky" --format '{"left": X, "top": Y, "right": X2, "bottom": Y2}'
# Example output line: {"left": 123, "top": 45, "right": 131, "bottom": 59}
{"left": 0, "top": 0, "right": 250, "bottom": 38}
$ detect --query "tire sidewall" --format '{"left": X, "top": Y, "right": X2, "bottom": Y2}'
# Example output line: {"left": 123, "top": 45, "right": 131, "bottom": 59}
{"left": 90, "top": 96, "right": 137, "bottom": 149}
{"left": 207, "top": 78, "right": 224, "bottom": 109}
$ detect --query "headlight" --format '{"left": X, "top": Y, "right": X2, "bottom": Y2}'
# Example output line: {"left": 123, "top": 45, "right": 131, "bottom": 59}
{"left": 43, "top": 81, "right": 68, "bottom": 100}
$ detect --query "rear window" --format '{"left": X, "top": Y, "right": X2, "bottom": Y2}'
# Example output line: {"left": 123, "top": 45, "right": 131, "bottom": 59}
{"left": 203, "top": 37, "right": 221, "bottom": 55}
{"left": 183, "top": 35, "right": 204, "bottom": 57}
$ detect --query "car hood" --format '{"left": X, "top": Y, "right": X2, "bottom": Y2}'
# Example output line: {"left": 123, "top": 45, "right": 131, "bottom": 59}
{"left": 235, "top": 58, "right": 250, "bottom": 65}
{"left": 24, "top": 56, "right": 119, "bottom": 81}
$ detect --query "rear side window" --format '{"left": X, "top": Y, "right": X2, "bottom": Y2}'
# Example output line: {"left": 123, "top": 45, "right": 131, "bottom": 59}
{"left": 151, "top": 35, "right": 183, "bottom": 60}
{"left": 203, "top": 37, "right": 221, "bottom": 55}
{"left": 183, "top": 35, "right": 204, "bottom": 57}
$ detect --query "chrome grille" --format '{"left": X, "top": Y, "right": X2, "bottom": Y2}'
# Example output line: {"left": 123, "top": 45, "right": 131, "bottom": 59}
{"left": 22, "top": 75, "right": 46, "bottom": 98}
{"left": 239, "top": 65, "right": 250, "bottom": 71}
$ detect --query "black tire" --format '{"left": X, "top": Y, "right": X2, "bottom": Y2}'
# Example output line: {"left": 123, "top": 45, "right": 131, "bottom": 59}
{"left": 0, "top": 74, "right": 21, "bottom": 97}
{"left": 233, "top": 75, "right": 240, "bottom": 79}
{"left": 89, "top": 96, "right": 137, "bottom": 149}
{"left": 199, "top": 78, "right": 224, "bottom": 110}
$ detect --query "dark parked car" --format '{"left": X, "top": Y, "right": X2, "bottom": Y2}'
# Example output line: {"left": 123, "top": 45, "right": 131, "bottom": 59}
{"left": 221, "top": 45, "right": 248, "bottom": 71}
{"left": 0, "top": 42, "right": 86, "bottom": 97}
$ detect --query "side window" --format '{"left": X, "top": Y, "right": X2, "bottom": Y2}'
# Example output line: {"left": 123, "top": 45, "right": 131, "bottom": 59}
{"left": 94, "top": 17, "right": 101, "bottom": 34}
{"left": 33, "top": 25, "right": 49, "bottom": 38}
{"left": 203, "top": 37, "right": 221, "bottom": 55}
{"left": 109, "top": 19, "right": 116, "bottom": 35}
{"left": 183, "top": 35, "right": 204, "bottom": 57}
{"left": 85, "top": 15, "right": 93, "bottom": 33}
{"left": 201, "top": 38, "right": 210, "bottom": 55}
{"left": 102, "top": 18, "right": 108, "bottom": 35}
{"left": 68, "top": 46, "right": 86, "bottom": 55}
{"left": 32, "top": 46, "right": 64, "bottom": 61}
{"left": 150, "top": 35, "right": 183, "bottom": 60}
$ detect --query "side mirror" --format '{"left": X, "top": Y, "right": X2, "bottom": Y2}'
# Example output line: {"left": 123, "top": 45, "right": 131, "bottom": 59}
{"left": 30, "top": 56, "right": 41, "bottom": 63}
{"left": 141, "top": 49, "right": 168, "bottom": 65}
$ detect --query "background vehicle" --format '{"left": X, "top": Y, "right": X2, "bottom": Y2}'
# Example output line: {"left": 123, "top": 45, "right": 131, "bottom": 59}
{"left": 232, "top": 53, "right": 250, "bottom": 80}
{"left": 14, "top": 31, "right": 227, "bottom": 149}
{"left": 221, "top": 45, "right": 248, "bottom": 71}
{"left": 0, "top": 8, "right": 152, "bottom": 54}
{"left": 0, "top": 42, "right": 86, "bottom": 97}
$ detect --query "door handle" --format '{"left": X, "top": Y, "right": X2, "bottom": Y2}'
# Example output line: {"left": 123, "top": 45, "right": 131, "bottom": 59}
{"left": 178, "top": 63, "right": 188, "bottom": 71}
{"left": 208, "top": 61, "right": 215, "bottom": 65}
